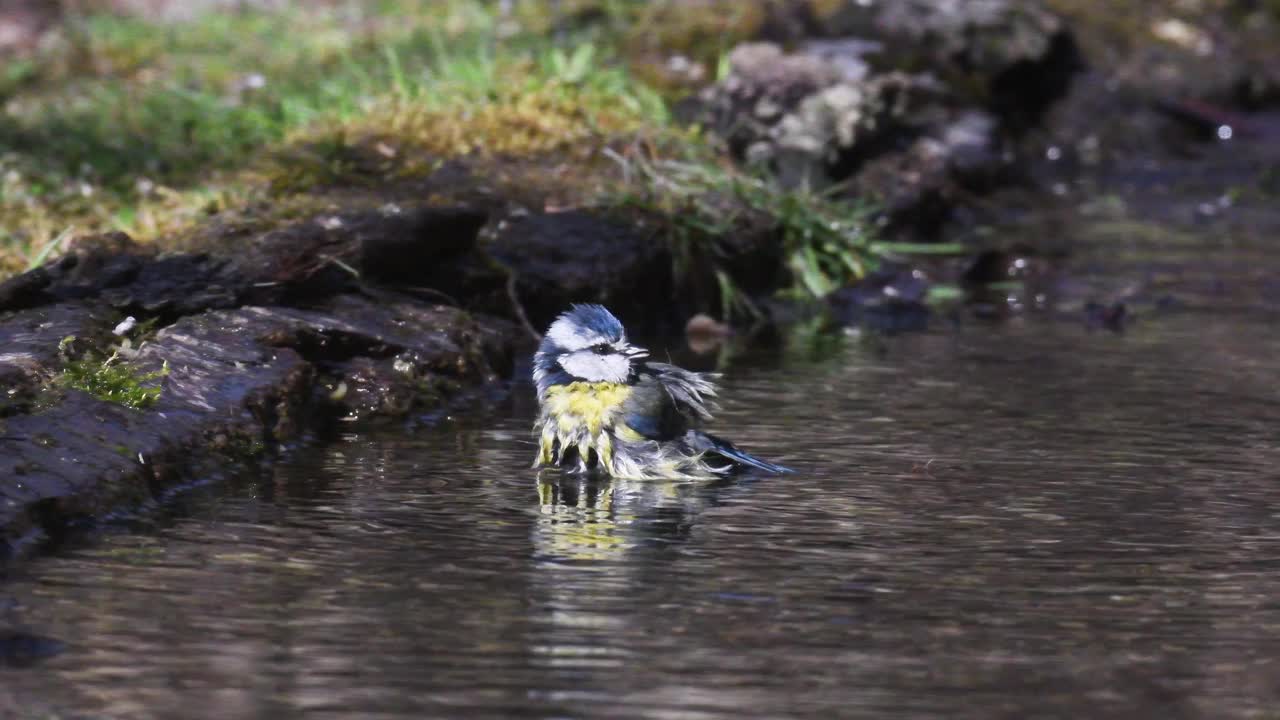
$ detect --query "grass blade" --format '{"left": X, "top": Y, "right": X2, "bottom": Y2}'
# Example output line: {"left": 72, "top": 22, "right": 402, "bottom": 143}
{"left": 27, "top": 227, "right": 75, "bottom": 270}
{"left": 869, "top": 242, "right": 968, "bottom": 256}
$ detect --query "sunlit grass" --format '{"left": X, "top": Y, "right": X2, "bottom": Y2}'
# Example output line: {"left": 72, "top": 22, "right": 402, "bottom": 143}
{"left": 281, "top": 41, "right": 667, "bottom": 183}
{"left": 0, "top": 0, "right": 669, "bottom": 274}
{"left": 608, "top": 149, "right": 885, "bottom": 321}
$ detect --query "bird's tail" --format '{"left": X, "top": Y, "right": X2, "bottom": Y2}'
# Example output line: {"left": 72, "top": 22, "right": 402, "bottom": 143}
{"left": 686, "top": 431, "right": 793, "bottom": 474}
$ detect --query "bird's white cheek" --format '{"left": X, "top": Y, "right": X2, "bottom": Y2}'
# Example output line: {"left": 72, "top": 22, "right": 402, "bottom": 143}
{"left": 558, "top": 353, "right": 599, "bottom": 381}
{"left": 558, "top": 353, "right": 629, "bottom": 383}
{"left": 607, "top": 355, "right": 630, "bottom": 380}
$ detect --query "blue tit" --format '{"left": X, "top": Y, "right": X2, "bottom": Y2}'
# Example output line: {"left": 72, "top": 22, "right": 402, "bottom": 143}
{"left": 532, "top": 304, "right": 791, "bottom": 479}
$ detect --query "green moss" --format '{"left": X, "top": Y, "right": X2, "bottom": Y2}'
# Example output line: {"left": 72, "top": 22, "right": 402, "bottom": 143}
{"left": 52, "top": 337, "right": 169, "bottom": 410}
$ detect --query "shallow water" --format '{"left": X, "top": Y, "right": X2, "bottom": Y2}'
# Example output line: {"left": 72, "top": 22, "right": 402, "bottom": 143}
{"left": 2, "top": 309, "right": 1279, "bottom": 719}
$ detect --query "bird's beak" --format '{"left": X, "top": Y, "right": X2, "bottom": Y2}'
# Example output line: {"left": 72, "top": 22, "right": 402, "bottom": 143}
{"left": 625, "top": 346, "right": 649, "bottom": 360}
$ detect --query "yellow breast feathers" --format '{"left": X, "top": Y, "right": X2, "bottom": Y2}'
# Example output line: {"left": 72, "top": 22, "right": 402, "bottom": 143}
{"left": 537, "top": 382, "right": 631, "bottom": 468}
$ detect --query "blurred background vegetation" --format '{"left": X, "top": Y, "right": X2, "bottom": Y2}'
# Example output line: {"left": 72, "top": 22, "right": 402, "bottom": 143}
{"left": 0, "top": 0, "right": 1276, "bottom": 285}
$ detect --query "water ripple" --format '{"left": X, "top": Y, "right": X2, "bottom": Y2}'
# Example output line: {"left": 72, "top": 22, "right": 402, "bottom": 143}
{"left": 2, "top": 315, "right": 1280, "bottom": 718}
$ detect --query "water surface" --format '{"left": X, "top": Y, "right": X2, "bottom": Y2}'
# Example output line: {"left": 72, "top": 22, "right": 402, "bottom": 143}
{"left": 2, "top": 310, "right": 1279, "bottom": 719}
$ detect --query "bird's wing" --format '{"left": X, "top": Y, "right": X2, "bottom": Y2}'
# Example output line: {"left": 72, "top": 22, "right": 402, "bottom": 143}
{"left": 681, "top": 429, "right": 792, "bottom": 474}
{"left": 620, "top": 363, "right": 720, "bottom": 441}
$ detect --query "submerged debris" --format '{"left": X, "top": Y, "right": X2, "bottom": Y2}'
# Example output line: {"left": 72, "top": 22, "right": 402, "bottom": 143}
{"left": 1084, "top": 301, "right": 1128, "bottom": 333}
{"left": 0, "top": 630, "right": 65, "bottom": 668}
{"left": 826, "top": 268, "right": 933, "bottom": 335}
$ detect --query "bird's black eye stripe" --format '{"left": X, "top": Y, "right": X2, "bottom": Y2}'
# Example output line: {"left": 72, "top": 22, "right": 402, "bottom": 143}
{"left": 591, "top": 343, "right": 610, "bottom": 355}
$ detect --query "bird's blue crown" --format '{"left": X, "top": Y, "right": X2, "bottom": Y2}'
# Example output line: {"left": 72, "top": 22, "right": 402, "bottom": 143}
{"left": 560, "top": 304, "right": 623, "bottom": 342}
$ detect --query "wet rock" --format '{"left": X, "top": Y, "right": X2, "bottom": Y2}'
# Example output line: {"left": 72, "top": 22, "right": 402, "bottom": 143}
{"left": 0, "top": 318, "right": 313, "bottom": 553}
{"left": 228, "top": 204, "right": 495, "bottom": 302}
{"left": 826, "top": 267, "right": 932, "bottom": 334}
{"left": 0, "top": 293, "right": 514, "bottom": 556}
{"left": 842, "top": 111, "right": 1005, "bottom": 239}
{"left": 0, "top": 233, "right": 518, "bottom": 559}
{"left": 814, "top": 0, "right": 1080, "bottom": 126}
{"left": 940, "top": 111, "right": 1005, "bottom": 190}
{"left": 694, "top": 42, "right": 1016, "bottom": 240}
{"left": 325, "top": 357, "right": 420, "bottom": 419}
{"left": 962, "top": 247, "right": 1043, "bottom": 287}
{"left": 842, "top": 109, "right": 1007, "bottom": 238}
{"left": 6, "top": 206, "right": 502, "bottom": 326}
{"left": 699, "top": 42, "right": 844, "bottom": 157}
{"left": 772, "top": 72, "right": 944, "bottom": 189}
{"left": 691, "top": 1, "right": 1078, "bottom": 242}
{"left": 355, "top": 206, "right": 489, "bottom": 289}
{"left": 0, "top": 303, "right": 116, "bottom": 416}
{"left": 1088, "top": 8, "right": 1279, "bottom": 111}
{"left": 1084, "top": 301, "right": 1128, "bottom": 333}
{"left": 1029, "top": 2, "right": 1280, "bottom": 203}
{"left": 258, "top": 294, "right": 515, "bottom": 420}
{"left": 846, "top": 135, "right": 957, "bottom": 239}
{"left": 485, "top": 210, "right": 672, "bottom": 331}
{"left": 799, "top": 38, "right": 879, "bottom": 84}
{"left": 0, "top": 266, "right": 53, "bottom": 312}
{"left": 700, "top": 42, "right": 946, "bottom": 190}
{"left": 0, "top": 232, "right": 250, "bottom": 322}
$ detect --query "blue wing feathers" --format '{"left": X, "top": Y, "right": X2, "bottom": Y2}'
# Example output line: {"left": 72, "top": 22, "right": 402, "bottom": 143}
{"left": 617, "top": 361, "right": 791, "bottom": 475}
{"left": 685, "top": 430, "right": 792, "bottom": 475}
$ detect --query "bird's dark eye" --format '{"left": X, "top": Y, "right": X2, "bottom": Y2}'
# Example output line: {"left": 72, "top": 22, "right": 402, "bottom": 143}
{"left": 591, "top": 343, "right": 611, "bottom": 355}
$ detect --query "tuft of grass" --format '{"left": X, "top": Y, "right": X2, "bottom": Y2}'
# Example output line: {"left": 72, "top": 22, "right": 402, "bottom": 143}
{"left": 608, "top": 150, "right": 883, "bottom": 320}
{"left": 52, "top": 337, "right": 168, "bottom": 410}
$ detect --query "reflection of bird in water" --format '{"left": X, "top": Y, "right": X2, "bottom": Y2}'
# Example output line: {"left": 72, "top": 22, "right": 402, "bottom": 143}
{"left": 533, "top": 473, "right": 761, "bottom": 563}
{"left": 531, "top": 305, "right": 791, "bottom": 479}
{"left": 535, "top": 476, "right": 623, "bottom": 562}
{"left": 528, "top": 473, "right": 767, "bottom": 676}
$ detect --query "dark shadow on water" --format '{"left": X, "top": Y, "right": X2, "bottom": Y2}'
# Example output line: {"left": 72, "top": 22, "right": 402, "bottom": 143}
{"left": 0, "top": 630, "right": 65, "bottom": 669}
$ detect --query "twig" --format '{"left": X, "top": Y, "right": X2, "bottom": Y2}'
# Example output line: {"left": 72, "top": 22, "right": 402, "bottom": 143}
{"left": 381, "top": 284, "right": 462, "bottom": 307}
{"left": 602, "top": 146, "right": 632, "bottom": 185}
{"left": 506, "top": 271, "right": 542, "bottom": 342}
{"left": 319, "top": 254, "right": 362, "bottom": 279}
{"left": 353, "top": 283, "right": 463, "bottom": 312}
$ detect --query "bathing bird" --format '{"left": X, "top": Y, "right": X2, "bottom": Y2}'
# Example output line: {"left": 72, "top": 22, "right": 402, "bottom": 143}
{"left": 532, "top": 304, "right": 791, "bottom": 479}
